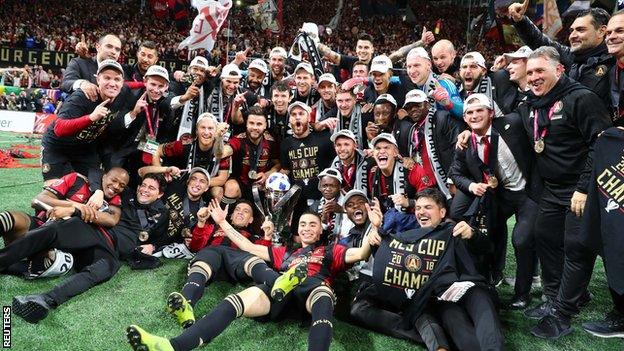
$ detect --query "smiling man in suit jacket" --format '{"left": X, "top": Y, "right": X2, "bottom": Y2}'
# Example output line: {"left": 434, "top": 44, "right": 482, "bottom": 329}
{"left": 61, "top": 34, "right": 123, "bottom": 100}
{"left": 450, "top": 93, "right": 540, "bottom": 310}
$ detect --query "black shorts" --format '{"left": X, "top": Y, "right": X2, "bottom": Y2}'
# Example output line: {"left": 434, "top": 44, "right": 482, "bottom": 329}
{"left": 230, "top": 178, "right": 254, "bottom": 202}
{"left": 41, "top": 143, "right": 100, "bottom": 180}
{"left": 255, "top": 277, "right": 330, "bottom": 322}
{"left": 28, "top": 215, "right": 46, "bottom": 230}
{"left": 192, "top": 246, "right": 254, "bottom": 283}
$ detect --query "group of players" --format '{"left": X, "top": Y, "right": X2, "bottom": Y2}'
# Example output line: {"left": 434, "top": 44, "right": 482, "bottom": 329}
{"left": 1, "top": 4, "right": 624, "bottom": 351}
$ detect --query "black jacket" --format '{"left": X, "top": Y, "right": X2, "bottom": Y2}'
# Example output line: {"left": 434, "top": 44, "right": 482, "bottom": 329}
{"left": 513, "top": 17, "right": 614, "bottom": 109}
{"left": 609, "top": 64, "right": 624, "bottom": 126}
{"left": 580, "top": 127, "right": 624, "bottom": 294}
{"left": 450, "top": 112, "right": 542, "bottom": 201}
{"left": 427, "top": 110, "right": 467, "bottom": 173}
{"left": 519, "top": 84, "right": 612, "bottom": 195}
{"left": 61, "top": 57, "right": 98, "bottom": 93}
{"left": 490, "top": 69, "right": 527, "bottom": 115}
{"left": 110, "top": 194, "right": 170, "bottom": 259}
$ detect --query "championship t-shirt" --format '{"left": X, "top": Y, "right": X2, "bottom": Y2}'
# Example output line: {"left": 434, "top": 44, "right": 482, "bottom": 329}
{"left": 279, "top": 130, "right": 336, "bottom": 200}
{"left": 371, "top": 224, "right": 451, "bottom": 310}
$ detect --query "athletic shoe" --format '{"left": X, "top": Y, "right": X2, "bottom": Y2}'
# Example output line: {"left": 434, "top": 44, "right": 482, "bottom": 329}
{"left": 12, "top": 294, "right": 52, "bottom": 324}
{"left": 126, "top": 325, "right": 173, "bottom": 351}
{"left": 271, "top": 258, "right": 308, "bottom": 302}
{"left": 530, "top": 312, "right": 572, "bottom": 340}
{"left": 524, "top": 301, "right": 552, "bottom": 320}
{"left": 582, "top": 310, "right": 624, "bottom": 338}
{"left": 578, "top": 291, "right": 594, "bottom": 309}
{"left": 167, "top": 292, "right": 195, "bottom": 328}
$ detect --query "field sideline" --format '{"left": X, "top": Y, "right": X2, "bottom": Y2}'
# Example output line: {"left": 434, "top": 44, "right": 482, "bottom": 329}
{"left": 0, "top": 131, "right": 621, "bottom": 350}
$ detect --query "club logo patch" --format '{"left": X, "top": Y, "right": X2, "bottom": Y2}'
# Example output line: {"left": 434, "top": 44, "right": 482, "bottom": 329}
{"left": 404, "top": 254, "right": 422, "bottom": 272}
{"left": 596, "top": 65, "right": 607, "bottom": 77}
{"left": 553, "top": 101, "right": 563, "bottom": 113}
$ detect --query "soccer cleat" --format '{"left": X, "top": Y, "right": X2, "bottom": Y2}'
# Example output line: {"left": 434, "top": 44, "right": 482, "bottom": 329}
{"left": 12, "top": 294, "right": 52, "bottom": 324}
{"left": 271, "top": 258, "right": 308, "bottom": 302}
{"left": 167, "top": 292, "right": 195, "bottom": 328}
{"left": 126, "top": 325, "right": 174, "bottom": 351}
{"left": 582, "top": 310, "right": 624, "bottom": 338}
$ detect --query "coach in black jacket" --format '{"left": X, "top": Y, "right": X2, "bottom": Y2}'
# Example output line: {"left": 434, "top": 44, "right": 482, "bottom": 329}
{"left": 508, "top": 5, "right": 614, "bottom": 110}
{"left": 450, "top": 93, "right": 540, "bottom": 309}
{"left": 518, "top": 47, "right": 612, "bottom": 339}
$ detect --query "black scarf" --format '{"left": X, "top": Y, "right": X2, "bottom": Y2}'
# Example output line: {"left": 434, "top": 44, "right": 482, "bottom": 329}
{"left": 525, "top": 75, "right": 584, "bottom": 130}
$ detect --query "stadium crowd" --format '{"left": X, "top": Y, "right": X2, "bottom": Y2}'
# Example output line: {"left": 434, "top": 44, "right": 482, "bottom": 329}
{"left": 1, "top": 0, "right": 624, "bottom": 351}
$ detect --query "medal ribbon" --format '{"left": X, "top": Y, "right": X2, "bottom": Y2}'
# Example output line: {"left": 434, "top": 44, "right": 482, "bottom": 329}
{"left": 532, "top": 103, "right": 558, "bottom": 142}
{"left": 143, "top": 103, "right": 159, "bottom": 137}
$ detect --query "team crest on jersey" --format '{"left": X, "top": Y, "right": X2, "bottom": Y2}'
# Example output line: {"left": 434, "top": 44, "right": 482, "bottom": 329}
{"left": 42, "top": 163, "right": 51, "bottom": 173}
{"left": 553, "top": 101, "right": 563, "bottom": 114}
{"left": 404, "top": 254, "right": 422, "bottom": 272}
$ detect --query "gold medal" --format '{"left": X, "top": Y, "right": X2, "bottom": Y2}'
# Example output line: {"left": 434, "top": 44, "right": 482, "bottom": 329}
{"left": 138, "top": 231, "right": 149, "bottom": 242}
{"left": 534, "top": 139, "right": 545, "bottom": 153}
{"left": 488, "top": 176, "right": 499, "bottom": 189}
{"left": 248, "top": 170, "right": 258, "bottom": 179}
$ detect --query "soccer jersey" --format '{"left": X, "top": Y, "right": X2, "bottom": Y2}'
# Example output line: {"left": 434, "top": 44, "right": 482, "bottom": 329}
{"left": 161, "top": 140, "right": 230, "bottom": 176}
{"left": 229, "top": 132, "right": 278, "bottom": 185}
{"left": 269, "top": 243, "right": 348, "bottom": 285}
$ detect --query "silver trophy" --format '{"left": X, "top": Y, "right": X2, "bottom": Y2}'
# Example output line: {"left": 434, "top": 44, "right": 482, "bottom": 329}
{"left": 252, "top": 173, "right": 301, "bottom": 246}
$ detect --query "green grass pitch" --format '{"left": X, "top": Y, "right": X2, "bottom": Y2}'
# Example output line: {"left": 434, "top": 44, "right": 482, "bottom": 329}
{"left": 0, "top": 132, "right": 621, "bottom": 350}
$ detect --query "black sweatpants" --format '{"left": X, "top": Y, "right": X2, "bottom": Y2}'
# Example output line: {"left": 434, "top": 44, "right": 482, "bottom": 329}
{"left": 496, "top": 189, "right": 538, "bottom": 298}
{"left": 350, "top": 282, "right": 449, "bottom": 350}
{"left": 435, "top": 286, "right": 504, "bottom": 351}
{"left": 534, "top": 187, "right": 594, "bottom": 317}
{"left": 0, "top": 218, "right": 119, "bottom": 306}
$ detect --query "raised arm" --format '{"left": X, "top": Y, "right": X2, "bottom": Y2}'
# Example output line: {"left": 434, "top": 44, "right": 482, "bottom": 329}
{"left": 345, "top": 198, "right": 382, "bottom": 264}
{"left": 388, "top": 27, "right": 434, "bottom": 63}
{"left": 208, "top": 199, "right": 271, "bottom": 261}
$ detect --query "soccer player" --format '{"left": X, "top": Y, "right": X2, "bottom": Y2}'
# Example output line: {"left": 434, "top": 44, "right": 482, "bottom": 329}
{"left": 0, "top": 167, "right": 128, "bottom": 278}
{"left": 352, "top": 188, "right": 503, "bottom": 350}
{"left": 125, "top": 199, "right": 380, "bottom": 351}
{"left": 41, "top": 59, "right": 130, "bottom": 184}
{"left": 165, "top": 199, "right": 274, "bottom": 328}
{"left": 153, "top": 113, "right": 230, "bottom": 200}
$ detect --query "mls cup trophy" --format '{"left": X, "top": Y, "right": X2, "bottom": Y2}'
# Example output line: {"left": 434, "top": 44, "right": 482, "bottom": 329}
{"left": 252, "top": 173, "right": 301, "bottom": 246}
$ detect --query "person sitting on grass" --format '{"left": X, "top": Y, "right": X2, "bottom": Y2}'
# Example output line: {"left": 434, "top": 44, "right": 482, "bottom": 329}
{"left": 0, "top": 167, "right": 128, "bottom": 279}
{"left": 125, "top": 197, "right": 381, "bottom": 351}
{"left": 165, "top": 199, "right": 275, "bottom": 329}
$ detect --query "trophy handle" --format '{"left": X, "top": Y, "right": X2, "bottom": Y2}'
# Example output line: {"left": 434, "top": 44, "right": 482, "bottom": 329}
{"left": 251, "top": 185, "right": 266, "bottom": 217}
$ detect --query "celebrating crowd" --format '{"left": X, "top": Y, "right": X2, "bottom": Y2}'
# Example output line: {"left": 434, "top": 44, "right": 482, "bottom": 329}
{"left": 1, "top": 1, "right": 624, "bottom": 351}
